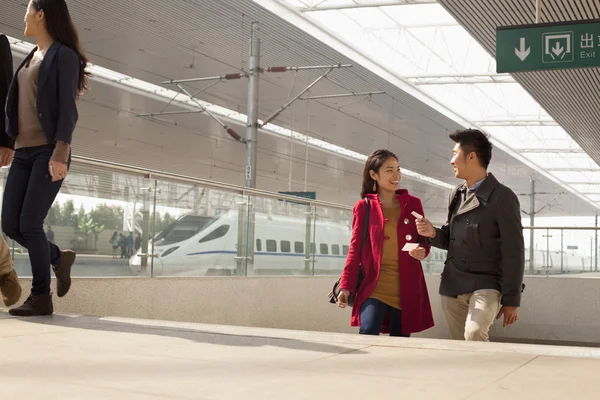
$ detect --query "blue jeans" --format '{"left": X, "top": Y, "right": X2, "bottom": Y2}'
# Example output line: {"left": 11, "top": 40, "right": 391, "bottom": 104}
{"left": 359, "top": 298, "right": 410, "bottom": 337}
{"left": 2, "top": 145, "right": 68, "bottom": 296}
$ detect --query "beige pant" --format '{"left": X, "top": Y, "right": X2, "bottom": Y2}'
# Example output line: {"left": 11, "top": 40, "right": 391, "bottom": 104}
{"left": 0, "top": 235, "right": 14, "bottom": 276}
{"left": 441, "top": 289, "right": 501, "bottom": 342}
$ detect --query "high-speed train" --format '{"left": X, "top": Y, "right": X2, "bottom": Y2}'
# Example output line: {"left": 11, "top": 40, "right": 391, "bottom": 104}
{"left": 128, "top": 211, "right": 587, "bottom": 276}
{"left": 129, "top": 210, "right": 354, "bottom": 276}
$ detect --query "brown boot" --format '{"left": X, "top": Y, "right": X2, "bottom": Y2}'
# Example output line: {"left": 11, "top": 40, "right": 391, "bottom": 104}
{"left": 0, "top": 269, "right": 22, "bottom": 307}
{"left": 9, "top": 294, "right": 53, "bottom": 316}
{"left": 52, "top": 250, "right": 75, "bottom": 297}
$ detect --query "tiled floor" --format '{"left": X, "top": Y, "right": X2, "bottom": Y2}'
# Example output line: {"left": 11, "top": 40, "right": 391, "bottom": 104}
{"left": 1, "top": 311, "right": 599, "bottom": 399}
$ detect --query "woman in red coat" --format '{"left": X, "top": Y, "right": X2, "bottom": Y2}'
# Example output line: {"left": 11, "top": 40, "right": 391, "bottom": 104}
{"left": 337, "top": 150, "right": 434, "bottom": 336}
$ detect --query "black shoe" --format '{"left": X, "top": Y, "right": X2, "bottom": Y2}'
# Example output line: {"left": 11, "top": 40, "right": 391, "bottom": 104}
{"left": 53, "top": 250, "right": 76, "bottom": 297}
{"left": 9, "top": 294, "right": 53, "bottom": 316}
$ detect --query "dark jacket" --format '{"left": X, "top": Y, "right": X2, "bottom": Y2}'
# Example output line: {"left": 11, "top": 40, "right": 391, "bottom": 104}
{"left": 5, "top": 41, "right": 79, "bottom": 148}
{"left": 0, "top": 34, "right": 14, "bottom": 149}
{"left": 340, "top": 190, "right": 434, "bottom": 334}
{"left": 430, "top": 173, "right": 525, "bottom": 307}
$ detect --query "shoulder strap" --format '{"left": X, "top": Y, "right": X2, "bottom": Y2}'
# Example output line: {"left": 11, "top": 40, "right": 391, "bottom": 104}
{"left": 359, "top": 198, "right": 370, "bottom": 255}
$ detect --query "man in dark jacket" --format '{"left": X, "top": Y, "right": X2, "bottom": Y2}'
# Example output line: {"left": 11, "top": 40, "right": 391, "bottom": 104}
{"left": 417, "top": 129, "right": 525, "bottom": 341}
{"left": 0, "top": 34, "right": 22, "bottom": 307}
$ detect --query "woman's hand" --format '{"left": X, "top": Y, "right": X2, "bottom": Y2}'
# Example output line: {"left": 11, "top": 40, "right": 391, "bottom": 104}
{"left": 409, "top": 246, "right": 427, "bottom": 261}
{"left": 337, "top": 289, "right": 350, "bottom": 308}
{"left": 49, "top": 160, "right": 68, "bottom": 182}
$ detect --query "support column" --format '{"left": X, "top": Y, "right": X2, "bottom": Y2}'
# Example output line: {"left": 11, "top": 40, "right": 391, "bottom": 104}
{"left": 595, "top": 213, "right": 598, "bottom": 272}
{"left": 529, "top": 178, "right": 535, "bottom": 275}
{"left": 245, "top": 22, "right": 260, "bottom": 189}
{"left": 243, "top": 22, "right": 261, "bottom": 276}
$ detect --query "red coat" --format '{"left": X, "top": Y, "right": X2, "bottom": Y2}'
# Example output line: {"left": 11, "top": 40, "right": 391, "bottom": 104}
{"left": 340, "top": 190, "right": 434, "bottom": 335}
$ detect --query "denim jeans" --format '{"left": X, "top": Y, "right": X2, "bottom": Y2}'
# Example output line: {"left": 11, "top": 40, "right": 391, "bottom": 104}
{"left": 2, "top": 145, "right": 68, "bottom": 296}
{"left": 359, "top": 298, "right": 410, "bottom": 337}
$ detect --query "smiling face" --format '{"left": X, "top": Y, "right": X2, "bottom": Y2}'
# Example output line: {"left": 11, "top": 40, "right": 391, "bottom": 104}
{"left": 451, "top": 142, "right": 472, "bottom": 180}
{"left": 371, "top": 156, "right": 401, "bottom": 194}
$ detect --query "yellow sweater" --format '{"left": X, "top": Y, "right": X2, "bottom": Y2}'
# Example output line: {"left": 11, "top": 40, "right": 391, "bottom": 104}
{"left": 369, "top": 206, "right": 401, "bottom": 310}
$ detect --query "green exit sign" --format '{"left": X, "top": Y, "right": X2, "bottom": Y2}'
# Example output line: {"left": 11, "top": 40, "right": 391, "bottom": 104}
{"left": 496, "top": 20, "right": 600, "bottom": 73}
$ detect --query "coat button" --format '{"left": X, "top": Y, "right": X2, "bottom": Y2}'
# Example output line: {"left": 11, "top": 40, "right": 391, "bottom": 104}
{"left": 466, "top": 220, "right": 470, "bottom": 225}
{"left": 462, "top": 259, "right": 466, "bottom": 263}
{"left": 451, "top": 237, "right": 455, "bottom": 241}
{"left": 404, "top": 218, "right": 409, "bottom": 225}
{"left": 405, "top": 235, "right": 412, "bottom": 241}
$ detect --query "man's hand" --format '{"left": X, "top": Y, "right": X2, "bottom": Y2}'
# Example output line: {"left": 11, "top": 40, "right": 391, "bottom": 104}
{"left": 337, "top": 289, "right": 350, "bottom": 308}
{"left": 0, "top": 147, "right": 14, "bottom": 167}
{"left": 416, "top": 217, "right": 436, "bottom": 239}
{"left": 496, "top": 306, "right": 518, "bottom": 328}
{"left": 409, "top": 246, "right": 427, "bottom": 261}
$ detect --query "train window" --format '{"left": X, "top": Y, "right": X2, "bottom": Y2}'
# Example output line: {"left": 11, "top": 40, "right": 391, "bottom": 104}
{"left": 266, "top": 239, "right": 277, "bottom": 252}
{"left": 155, "top": 215, "right": 217, "bottom": 246}
{"left": 331, "top": 244, "right": 340, "bottom": 255}
{"left": 281, "top": 241, "right": 291, "bottom": 253}
{"left": 198, "top": 225, "right": 230, "bottom": 243}
{"left": 294, "top": 242, "right": 304, "bottom": 253}
{"left": 320, "top": 244, "right": 329, "bottom": 255}
{"left": 256, "top": 239, "right": 262, "bottom": 252}
{"left": 342, "top": 245, "right": 349, "bottom": 255}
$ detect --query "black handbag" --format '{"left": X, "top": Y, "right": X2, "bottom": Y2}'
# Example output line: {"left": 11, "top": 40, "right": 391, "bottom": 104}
{"left": 329, "top": 198, "right": 370, "bottom": 307}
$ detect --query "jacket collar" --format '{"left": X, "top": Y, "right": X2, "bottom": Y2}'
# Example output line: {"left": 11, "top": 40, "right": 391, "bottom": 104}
{"left": 37, "top": 41, "right": 61, "bottom": 91}
{"left": 456, "top": 172, "right": 498, "bottom": 202}
{"left": 21, "top": 41, "right": 61, "bottom": 92}
{"left": 365, "top": 189, "right": 410, "bottom": 205}
{"left": 454, "top": 173, "right": 498, "bottom": 216}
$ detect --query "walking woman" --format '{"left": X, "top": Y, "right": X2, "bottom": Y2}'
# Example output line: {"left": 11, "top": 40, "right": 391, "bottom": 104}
{"left": 337, "top": 150, "right": 434, "bottom": 336}
{"left": 3, "top": 0, "right": 89, "bottom": 316}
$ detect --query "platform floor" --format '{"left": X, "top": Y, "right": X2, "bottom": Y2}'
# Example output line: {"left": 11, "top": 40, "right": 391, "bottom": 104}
{"left": 1, "top": 311, "right": 599, "bottom": 399}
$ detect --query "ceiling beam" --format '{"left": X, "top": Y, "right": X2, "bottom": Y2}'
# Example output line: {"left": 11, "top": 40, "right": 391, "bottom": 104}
{"left": 299, "top": 0, "right": 436, "bottom": 12}
{"left": 475, "top": 119, "right": 558, "bottom": 127}
{"left": 518, "top": 149, "right": 585, "bottom": 154}
{"left": 405, "top": 73, "right": 515, "bottom": 85}
{"left": 547, "top": 168, "right": 600, "bottom": 172}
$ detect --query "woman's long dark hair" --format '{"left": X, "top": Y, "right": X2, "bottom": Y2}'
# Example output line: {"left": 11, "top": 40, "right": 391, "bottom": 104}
{"left": 360, "top": 149, "right": 398, "bottom": 199}
{"left": 32, "top": 0, "right": 90, "bottom": 93}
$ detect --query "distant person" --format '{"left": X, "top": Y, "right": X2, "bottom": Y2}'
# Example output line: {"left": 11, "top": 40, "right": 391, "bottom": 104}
{"left": 0, "top": 33, "right": 23, "bottom": 307}
{"left": 134, "top": 233, "right": 141, "bottom": 252}
{"left": 336, "top": 149, "right": 434, "bottom": 337}
{"left": 416, "top": 129, "right": 525, "bottom": 341}
{"left": 46, "top": 225, "right": 55, "bottom": 243}
{"left": 127, "top": 232, "right": 134, "bottom": 257}
{"left": 2, "top": 0, "right": 90, "bottom": 316}
{"left": 119, "top": 233, "right": 127, "bottom": 259}
{"left": 110, "top": 231, "right": 119, "bottom": 258}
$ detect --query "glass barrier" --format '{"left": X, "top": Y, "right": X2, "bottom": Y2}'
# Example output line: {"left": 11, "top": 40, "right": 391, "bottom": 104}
{"left": 523, "top": 227, "right": 599, "bottom": 276}
{"left": 4, "top": 159, "right": 600, "bottom": 279}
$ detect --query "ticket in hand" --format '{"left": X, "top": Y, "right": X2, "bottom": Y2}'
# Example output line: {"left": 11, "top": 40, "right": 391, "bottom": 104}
{"left": 411, "top": 211, "right": 423, "bottom": 219}
{"left": 401, "top": 243, "right": 420, "bottom": 252}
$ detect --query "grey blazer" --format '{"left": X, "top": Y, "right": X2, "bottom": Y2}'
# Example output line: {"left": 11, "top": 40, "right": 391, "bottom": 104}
{"left": 430, "top": 173, "right": 525, "bottom": 307}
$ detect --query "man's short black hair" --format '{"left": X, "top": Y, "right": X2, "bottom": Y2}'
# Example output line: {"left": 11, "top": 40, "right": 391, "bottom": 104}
{"left": 449, "top": 129, "right": 493, "bottom": 169}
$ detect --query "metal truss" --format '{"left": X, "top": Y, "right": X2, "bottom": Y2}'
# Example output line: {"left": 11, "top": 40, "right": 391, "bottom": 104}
{"left": 406, "top": 73, "right": 515, "bottom": 85}
{"left": 297, "top": 0, "right": 436, "bottom": 12}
